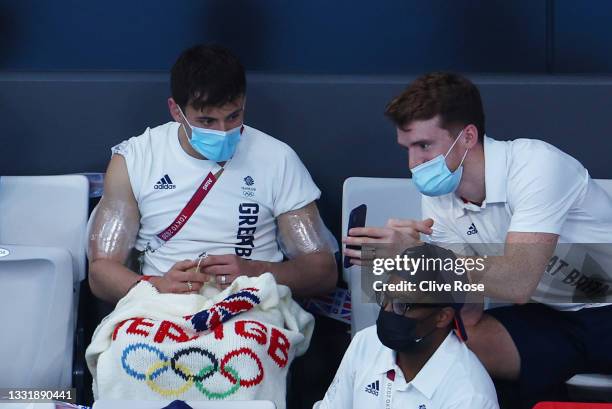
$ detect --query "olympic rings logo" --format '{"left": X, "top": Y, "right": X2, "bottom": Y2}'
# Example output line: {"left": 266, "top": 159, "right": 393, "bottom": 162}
{"left": 121, "top": 343, "right": 264, "bottom": 399}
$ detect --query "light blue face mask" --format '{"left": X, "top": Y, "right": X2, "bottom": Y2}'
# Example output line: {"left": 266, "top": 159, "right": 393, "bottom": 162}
{"left": 410, "top": 129, "right": 469, "bottom": 197}
{"left": 178, "top": 107, "right": 242, "bottom": 162}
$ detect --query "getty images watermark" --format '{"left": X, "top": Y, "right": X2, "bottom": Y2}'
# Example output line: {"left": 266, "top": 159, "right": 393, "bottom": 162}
{"left": 357, "top": 243, "right": 612, "bottom": 304}
{"left": 371, "top": 252, "right": 487, "bottom": 294}
{"left": 356, "top": 243, "right": 488, "bottom": 305}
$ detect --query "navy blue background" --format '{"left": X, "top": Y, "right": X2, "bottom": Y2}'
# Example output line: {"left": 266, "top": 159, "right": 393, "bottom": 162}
{"left": 2, "top": 0, "right": 612, "bottom": 236}
{"left": 1, "top": 0, "right": 611, "bottom": 73}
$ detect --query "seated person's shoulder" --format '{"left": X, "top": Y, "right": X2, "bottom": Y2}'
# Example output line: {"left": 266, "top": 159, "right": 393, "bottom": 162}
{"left": 111, "top": 122, "right": 179, "bottom": 157}
{"left": 441, "top": 337, "right": 498, "bottom": 405}
{"left": 353, "top": 324, "right": 379, "bottom": 344}
{"left": 508, "top": 137, "right": 557, "bottom": 154}
{"left": 349, "top": 325, "right": 389, "bottom": 361}
{"left": 242, "top": 125, "right": 303, "bottom": 162}
{"left": 507, "top": 138, "right": 584, "bottom": 172}
{"left": 505, "top": 138, "right": 587, "bottom": 199}
{"left": 109, "top": 122, "right": 179, "bottom": 201}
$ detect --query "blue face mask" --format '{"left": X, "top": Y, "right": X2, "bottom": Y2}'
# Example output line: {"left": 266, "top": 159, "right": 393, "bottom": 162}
{"left": 410, "top": 129, "right": 469, "bottom": 197}
{"left": 178, "top": 107, "right": 242, "bottom": 162}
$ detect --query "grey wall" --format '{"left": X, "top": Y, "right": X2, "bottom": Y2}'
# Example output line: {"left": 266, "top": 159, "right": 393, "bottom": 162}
{"left": 2, "top": 73, "right": 611, "bottom": 237}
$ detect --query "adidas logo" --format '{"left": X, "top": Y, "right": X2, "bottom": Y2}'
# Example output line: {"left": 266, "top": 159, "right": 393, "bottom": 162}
{"left": 364, "top": 380, "right": 379, "bottom": 396}
{"left": 467, "top": 222, "right": 478, "bottom": 236}
{"left": 154, "top": 174, "right": 176, "bottom": 190}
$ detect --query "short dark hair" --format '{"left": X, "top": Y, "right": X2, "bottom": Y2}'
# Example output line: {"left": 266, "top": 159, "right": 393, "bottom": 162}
{"left": 171, "top": 44, "right": 246, "bottom": 111}
{"left": 385, "top": 72, "right": 485, "bottom": 143}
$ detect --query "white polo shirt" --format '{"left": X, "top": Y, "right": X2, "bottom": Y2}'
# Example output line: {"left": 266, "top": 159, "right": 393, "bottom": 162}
{"left": 422, "top": 136, "right": 612, "bottom": 310}
{"left": 318, "top": 326, "right": 499, "bottom": 409}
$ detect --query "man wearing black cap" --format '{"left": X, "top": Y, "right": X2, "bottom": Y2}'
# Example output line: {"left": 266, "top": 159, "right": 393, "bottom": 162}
{"left": 318, "top": 244, "right": 499, "bottom": 409}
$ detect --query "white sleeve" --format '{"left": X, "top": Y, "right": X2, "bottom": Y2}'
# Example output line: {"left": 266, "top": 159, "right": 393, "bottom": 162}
{"left": 111, "top": 132, "right": 149, "bottom": 202}
{"left": 447, "top": 394, "right": 499, "bottom": 409}
{"left": 507, "top": 143, "right": 588, "bottom": 234}
{"left": 272, "top": 145, "right": 321, "bottom": 217}
{"left": 317, "top": 332, "right": 361, "bottom": 409}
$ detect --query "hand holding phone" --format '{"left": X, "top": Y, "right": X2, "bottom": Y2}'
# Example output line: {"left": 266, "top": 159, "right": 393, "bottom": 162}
{"left": 343, "top": 204, "right": 367, "bottom": 268}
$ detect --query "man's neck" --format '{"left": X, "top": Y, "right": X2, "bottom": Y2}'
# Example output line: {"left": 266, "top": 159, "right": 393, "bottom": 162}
{"left": 455, "top": 143, "right": 485, "bottom": 204}
{"left": 395, "top": 331, "right": 447, "bottom": 382}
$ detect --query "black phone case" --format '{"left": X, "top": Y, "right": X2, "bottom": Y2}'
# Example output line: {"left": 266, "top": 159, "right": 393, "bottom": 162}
{"left": 343, "top": 204, "right": 367, "bottom": 268}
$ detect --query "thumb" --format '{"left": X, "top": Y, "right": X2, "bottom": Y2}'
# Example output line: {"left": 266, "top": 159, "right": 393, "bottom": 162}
{"left": 417, "top": 218, "right": 434, "bottom": 234}
{"left": 422, "top": 218, "right": 434, "bottom": 228}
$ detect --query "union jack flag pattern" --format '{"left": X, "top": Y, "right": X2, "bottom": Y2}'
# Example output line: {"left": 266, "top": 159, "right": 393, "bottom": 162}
{"left": 303, "top": 287, "right": 351, "bottom": 325}
{"left": 191, "top": 287, "right": 261, "bottom": 332}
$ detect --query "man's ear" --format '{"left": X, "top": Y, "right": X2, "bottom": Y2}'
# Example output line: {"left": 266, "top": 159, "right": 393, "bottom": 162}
{"left": 463, "top": 124, "right": 479, "bottom": 149}
{"left": 168, "top": 98, "right": 182, "bottom": 123}
{"left": 435, "top": 307, "right": 456, "bottom": 329}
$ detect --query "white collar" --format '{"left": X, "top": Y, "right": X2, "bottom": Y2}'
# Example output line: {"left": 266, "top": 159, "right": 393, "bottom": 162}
{"left": 373, "top": 332, "right": 462, "bottom": 400}
{"left": 450, "top": 135, "right": 508, "bottom": 217}
{"left": 482, "top": 135, "right": 508, "bottom": 204}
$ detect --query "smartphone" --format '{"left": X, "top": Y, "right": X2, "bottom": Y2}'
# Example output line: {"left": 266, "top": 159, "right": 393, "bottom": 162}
{"left": 343, "top": 204, "right": 368, "bottom": 268}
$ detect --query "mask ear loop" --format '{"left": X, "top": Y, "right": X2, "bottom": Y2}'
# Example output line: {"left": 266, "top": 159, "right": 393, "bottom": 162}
{"left": 457, "top": 148, "right": 469, "bottom": 168}
{"left": 445, "top": 128, "right": 469, "bottom": 171}
{"left": 444, "top": 128, "right": 465, "bottom": 157}
{"left": 176, "top": 105, "right": 193, "bottom": 139}
{"left": 413, "top": 309, "right": 443, "bottom": 343}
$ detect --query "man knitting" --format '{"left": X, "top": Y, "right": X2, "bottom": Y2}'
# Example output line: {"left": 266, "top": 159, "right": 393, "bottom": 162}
{"left": 85, "top": 44, "right": 337, "bottom": 408}
{"left": 87, "top": 44, "right": 337, "bottom": 303}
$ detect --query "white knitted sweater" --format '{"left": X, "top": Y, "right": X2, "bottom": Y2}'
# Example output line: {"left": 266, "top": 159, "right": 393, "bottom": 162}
{"left": 86, "top": 273, "right": 314, "bottom": 409}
